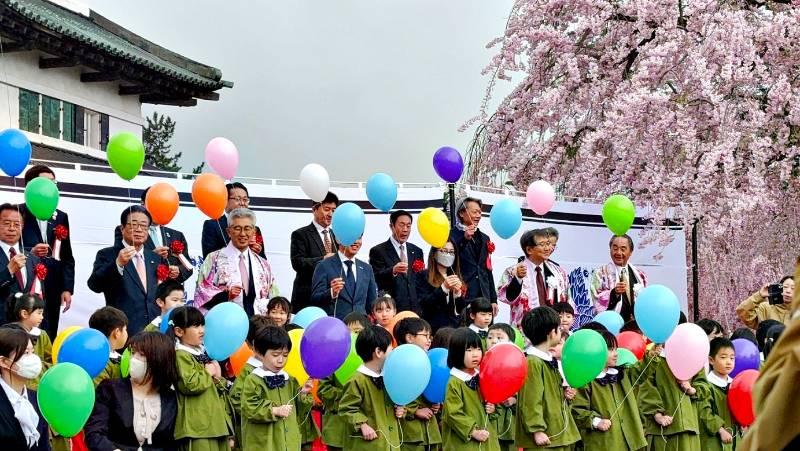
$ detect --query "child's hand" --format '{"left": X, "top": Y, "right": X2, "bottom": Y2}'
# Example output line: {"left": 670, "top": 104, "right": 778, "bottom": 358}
{"left": 596, "top": 419, "right": 612, "bottom": 431}
{"left": 679, "top": 381, "right": 696, "bottom": 396}
{"left": 719, "top": 428, "right": 733, "bottom": 444}
{"left": 564, "top": 387, "right": 577, "bottom": 401}
{"left": 648, "top": 344, "right": 664, "bottom": 358}
{"left": 395, "top": 406, "right": 406, "bottom": 418}
{"left": 502, "top": 397, "right": 517, "bottom": 407}
{"left": 470, "top": 429, "right": 490, "bottom": 442}
{"left": 415, "top": 408, "right": 434, "bottom": 420}
{"left": 272, "top": 404, "right": 293, "bottom": 418}
{"left": 360, "top": 423, "right": 378, "bottom": 441}
{"left": 485, "top": 403, "right": 496, "bottom": 415}
{"left": 534, "top": 431, "right": 551, "bottom": 446}
{"left": 431, "top": 403, "right": 441, "bottom": 414}
{"left": 301, "top": 379, "right": 314, "bottom": 394}
{"left": 204, "top": 362, "right": 221, "bottom": 378}
{"left": 655, "top": 413, "right": 673, "bottom": 427}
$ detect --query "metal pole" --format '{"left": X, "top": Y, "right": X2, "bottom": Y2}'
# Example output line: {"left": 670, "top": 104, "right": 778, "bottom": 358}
{"left": 691, "top": 219, "right": 700, "bottom": 321}
{"left": 448, "top": 183, "right": 456, "bottom": 225}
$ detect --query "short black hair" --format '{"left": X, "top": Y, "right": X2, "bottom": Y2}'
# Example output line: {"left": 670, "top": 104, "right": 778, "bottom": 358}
{"left": 355, "top": 325, "right": 393, "bottom": 362}
{"left": 756, "top": 319, "right": 781, "bottom": 351}
{"left": 89, "top": 306, "right": 129, "bottom": 338}
{"left": 620, "top": 320, "right": 641, "bottom": 334}
{"left": 678, "top": 311, "right": 687, "bottom": 325}
{"left": 600, "top": 330, "right": 617, "bottom": 349}
{"left": 467, "top": 297, "right": 493, "bottom": 319}
{"left": 267, "top": 297, "right": 291, "bottom": 314}
{"left": 253, "top": 326, "right": 292, "bottom": 355}
{"left": 0, "top": 203, "right": 21, "bottom": 218}
{"left": 520, "top": 307, "right": 560, "bottom": 346}
{"left": 780, "top": 275, "right": 794, "bottom": 284}
{"left": 312, "top": 192, "right": 339, "bottom": 209}
{"left": 139, "top": 186, "right": 150, "bottom": 204}
{"left": 609, "top": 234, "right": 634, "bottom": 252}
{"left": 763, "top": 324, "right": 785, "bottom": 360}
{"left": 226, "top": 182, "right": 249, "bottom": 195}
{"left": 23, "top": 165, "right": 55, "bottom": 185}
{"left": 488, "top": 323, "right": 516, "bottom": 342}
{"left": 519, "top": 229, "right": 550, "bottom": 252}
{"left": 709, "top": 337, "right": 734, "bottom": 358}
{"left": 579, "top": 321, "right": 609, "bottom": 333}
{"left": 447, "top": 328, "right": 483, "bottom": 369}
{"left": 6, "top": 293, "right": 45, "bottom": 324}
{"left": 394, "top": 318, "right": 431, "bottom": 345}
{"left": 431, "top": 327, "right": 455, "bottom": 350}
{"left": 697, "top": 318, "right": 724, "bottom": 337}
{"left": 167, "top": 306, "right": 205, "bottom": 340}
{"left": 285, "top": 323, "right": 302, "bottom": 332}
{"left": 247, "top": 315, "right": 273, "bottom": 346}
{"left": 155, "top": 280, "right": 184, "bottom": 304}
{"left": 120, "top": 205, "right": 152, "bottom": 227}
{"left": 730, "top": 327, "right": 757, "bottom": 346}
{"left": 390, "top": 210, "right": 412, "bottom": 225}
{"left": 343, "top": 312, "right": 370, "bottom": 331}
{"left": 552, "top": 302, "right": 575, "bottom": 316}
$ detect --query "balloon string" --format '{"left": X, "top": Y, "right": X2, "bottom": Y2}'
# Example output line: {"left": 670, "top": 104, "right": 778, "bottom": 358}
{"left": 347, "top": 417, "right": 403, "bottom": 449}
{"left": 215, "top": 218, "right": 226, "bottom": 245}
{"left": 546, "top": 397, "right": 570, "bottom": 440}
{"left": 658, "top": 391, "right": 688, "bottom": 446}
{"left": 13, "top": 178, "right": 26, "bottom": 252}
{"left": 608, "top": 355, "right": 655, "bottom": 420}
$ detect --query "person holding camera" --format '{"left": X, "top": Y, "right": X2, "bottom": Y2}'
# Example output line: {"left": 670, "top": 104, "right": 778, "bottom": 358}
{"left": 736, "top": 275, "right": 795, "bottom": 329}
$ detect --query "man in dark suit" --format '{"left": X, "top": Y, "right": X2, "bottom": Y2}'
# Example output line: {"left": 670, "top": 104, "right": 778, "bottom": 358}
{"left": 310, "top": 237, "right": 377, "bottom": 320}
{"left": 289, "top": 191, "right": 339, "bottom": 313}
{"left": 18, "top": 165, "right": 75, "bottom": 339}
{"left": 88, "top": 206, "right": 160, "bottom": 333}
{"left": 449, "top": 196, "right": 497, "bottom": 314}
{"left": 369, "top": 210, "right": 424, "bottom": 314}
{"left": 0, "top": 204, "right": 42, "bottom": 325}
{"left": 200, "top": 182, "right": 266, "bottom": 259}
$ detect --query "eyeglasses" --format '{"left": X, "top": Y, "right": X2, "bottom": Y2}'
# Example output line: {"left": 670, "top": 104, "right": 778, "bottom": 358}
{"left": 230, "top": 225, "right": 255, "bottom": 234}
{"left": 438, "top": 249, "right": 455, "bottom": 255}
{"left": 414, "top": 333, "right": 432, "bottom": 340}
{"left": 0, "top": 220, "right": 21, "bottom": 229}
{"left": 228, "top": 196, "right": 250, "bottom": 204}
{"left": 534, "top": 242, "right": 556, "bottom": 249}
{"left": 125, "top": 222, "right": 150, "bottom": 231}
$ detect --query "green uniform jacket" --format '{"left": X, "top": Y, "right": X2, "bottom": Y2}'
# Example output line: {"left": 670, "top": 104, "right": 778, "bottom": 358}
{"left": 93, "top": 359, "right": 122, "bottom": 388}
{"left": 229, "top": 361, "right": 258, "bottom": 448}
{"left": 318, "top": 376, "right": 346, "bottom": 448}
{"left": 515, "top": 354, "right": 580, "bottom": 449}
{"left": 339, "top": 370, "right": 401, "bottom": 451}
{"left": 696, "top": 375, "right": 736, "bottom": 451}
{"left": 143, "top": 322, "right": 159, "bottom": 333}
{"left": 441, "top": 374, "right": 500, "bottom": 451}
{"left": 241, "top": 370, "right": 312, "bottom": 451}
{"left": 402, "top": 395, "right": 442, "bottom": 446}
{"left": 175, "top": 350, "right": 233, "bottom": 440}
{"left": 27, "top": 327, "right": 52, "bottom": 391}
{"left": 489, "top": 401, "right": 515, "bottom": 444}
{"left": 572, "top": 367, "right": 647, "bottom": 451}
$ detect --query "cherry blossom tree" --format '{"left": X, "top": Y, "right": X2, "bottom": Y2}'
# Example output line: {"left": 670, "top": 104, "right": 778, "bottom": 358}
{"left": 466, "top": 0, "right": 800, "bottom": 327}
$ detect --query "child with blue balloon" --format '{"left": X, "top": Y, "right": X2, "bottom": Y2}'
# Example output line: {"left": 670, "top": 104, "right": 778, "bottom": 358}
{"left": 143, "top": 280, "right": 185, "bottom": 333}
{"left": 486, "top": 323, "right": 517, "bottom": 451}
{"left": 6, "top": 293, "right": 51, "bottom": 389}
{"left": 88, "top": 306, "right": 129, "bottom": 387}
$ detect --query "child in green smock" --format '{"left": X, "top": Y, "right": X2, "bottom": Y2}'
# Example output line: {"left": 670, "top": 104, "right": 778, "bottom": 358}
{"left": 170, "top": 306, "right": 232, "bottom": 451}
{"left": 515, "top": 307, "right": 580, "bottom": 450}
{"left": 241, "top": 325, "right": 314, "bottom": 451}
{"left": 487, "top": 324, "right": 518, "bottom": 451}
{"left": 339, "top": 325, "right": 405, "bottom": 451}
{"left": 465, "top": 298, "right": 493, "bottom": 350}
{"left": 88, "top": 306, "right": 129, "bottom": 387}
{"left": 229, "top": 315, "right": 272, "bottom": 449}
{"left": 144, "top": 280, "right": 186, "bottom": 332}
{"left": 696, "top": 337, "right": 737, "bottom": 451}
{"left": 441, "top": 327, "right": 500, "bottom": 451}
{"left": 7, "top": 294, "right": 51, "bottom": 390}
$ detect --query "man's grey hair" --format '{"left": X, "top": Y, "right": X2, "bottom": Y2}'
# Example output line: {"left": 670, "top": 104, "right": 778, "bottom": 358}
{"left": 228, "top": 207, "right": 257, "bottom": 225}
{"left": 609, "top": 234, "right": 634, "bottom": 251}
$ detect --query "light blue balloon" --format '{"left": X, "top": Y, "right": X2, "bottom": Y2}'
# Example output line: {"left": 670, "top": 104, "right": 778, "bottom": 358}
{"left": 594, "top": 310, "right": 624, "bottom": 336}
{"left": 204, "top": 302, "right": 249, "bottom": 361}
{"left": 331, "top": 202, "right": 365, "bottom": 246}
{"left": 422, "top": 348, "right": 449, "bottom": 403}
{"left": 490, "top": 198, "right": 523, "bottom": 239}
{"left": 384, "top": 344, "right": 432, "bottom": 405}
{"left": 0, "top": 128, "right": 32, "bottom": 177}
{"left": 292, "top": 306, "right": 327, "bottom": 329}
{"left": 159, "top": 308, "right": 175, "bottom": 334}
{"left": 634, "top": 284, "right": 680, "bottom": 343}
{"left": 366, "top": 173, "right": 398, "bottom": 212}
{"left": 58, "top": 328, "right": 111, "bottom": 378}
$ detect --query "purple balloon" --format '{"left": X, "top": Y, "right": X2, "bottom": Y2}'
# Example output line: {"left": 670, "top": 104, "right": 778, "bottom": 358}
{"left": 300, "top": 317, "right": 351, "bottom": 379}
{"left": 730, "top": 338, "right": 759, "bottom": 378}
{"left": 432, "top": 147, "right": 464, "bottom": 183}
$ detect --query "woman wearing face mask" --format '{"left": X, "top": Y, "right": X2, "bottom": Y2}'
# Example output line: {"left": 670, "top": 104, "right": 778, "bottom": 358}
{"left": 0, "top": 327, "right": 49, "bottom": 451}
{"left": 85, "top": 332, "right": 178, "bottom": 451}
{"left": 415, "top": 240, "right": 467, "bottom": 332}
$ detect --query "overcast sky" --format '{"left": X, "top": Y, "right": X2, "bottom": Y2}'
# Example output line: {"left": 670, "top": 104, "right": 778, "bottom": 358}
{"left": 85, "top": 0, "right": 515, "bottom": 183}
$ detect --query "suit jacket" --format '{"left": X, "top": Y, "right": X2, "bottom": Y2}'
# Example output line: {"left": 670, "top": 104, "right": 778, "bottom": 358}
{"left": 113, "top": 225, "right": 193, "bottom": 283}
{"left": 369, "top": 239, "right": 423, "bottom": 314}
{"left": 18, "top": 205, "right": 75, "bottom": 296}
{"left": 0, "top": 248, "right": 40, "bottom": 325}
{"left": 201, "top": 216, "right": 266, "bottom": 259}
{"left": 290, "top": 223, "right": 336, "bottom": 313}
{"left": 85, "top": 379, "right": 178, "bottom": 451}
{"left": 415, "top": 270, "right": 465, "bottom": 332}
{"left": 0, "top": 386, "right": 49, "bottom": 451}
{"left": 449, "top": 227, "right": 497, "bottom": 302}
{"left": 310, "top": 255, "right": 377, "bottom": 320}
{"left": 87, "top": 245, "right": 160, "bottom": 334}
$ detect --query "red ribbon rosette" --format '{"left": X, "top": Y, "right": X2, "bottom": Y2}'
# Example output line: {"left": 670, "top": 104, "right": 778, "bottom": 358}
{"left": 255, "top": 233, "right": 264, "bottom": 245}
{"left": 35, "top": 263, "right": 47, "bottom": 281}
{"left": 170, "top": 240, "right": 185, "bottom": 255}
{"left": 54, "top": 224, "right": 69, "bottom": 241}
{"left": 487, "top": 241, "right": 496, "bottom": 254}
{"left": 411, "top": 259, "right": 425, "bottom": 273}
{"left": 156, "top": 263, "right": 170, "bottom": 282}
{"left": 486, "top": 241, "right": 495, "bottom": 271}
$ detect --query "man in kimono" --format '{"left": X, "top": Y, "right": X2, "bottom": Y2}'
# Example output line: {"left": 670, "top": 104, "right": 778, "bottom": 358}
{"left": 590, "top": 234, "right": 647, "bottom": 322}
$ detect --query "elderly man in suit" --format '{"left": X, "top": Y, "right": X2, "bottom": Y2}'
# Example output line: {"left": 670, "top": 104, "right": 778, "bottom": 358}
{"left": 290, "top": 191, "right": 339, "bottom": 313}
{"left": 88, "top": 206, "right": 161, "bottom": 333}
{"left": 449, "top": 196, "right": 497, "bottom": 314}
{"left": 369, "top": 210, "right": 424, "bottom": 314}
{"left": 201, "top": 182, "right": 266, "bottom": 259}
{"left": 590, "top": 234, "right": 647, "bottom": 322}
{"left": 310, "top": 236, "right": 377, "bottom": 320}
{"left": 0, "top": 204, "right": 42, "bottom": 325}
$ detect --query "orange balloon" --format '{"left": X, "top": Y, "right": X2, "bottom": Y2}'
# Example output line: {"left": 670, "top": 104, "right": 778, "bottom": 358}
{"left": 145, "top": 182, "right": 179, "bottom": 225}
{"left": 230, "top": 342, "right": 254, "bottom": 376}
{"left": 192, "top": 173, "right": 227, "bottom": 219}
{"left": 311, "top": 379, "right": 322, "bottom": 406}
{"left": 388, "top": 311, "right": 419, "bottom": 346}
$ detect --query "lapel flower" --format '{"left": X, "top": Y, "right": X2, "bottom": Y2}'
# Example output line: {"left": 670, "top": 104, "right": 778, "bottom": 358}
{"left": 156, "top": 263, "right": 170, "bottom": 282}
{"left": 35, "top": 263, "right": 47, "bottom": 280}
{"left": 487, "top": 241, "right": 496, "bottom": 253}
{"left": 255, "top": 232, "right": 264, "bottom": 245}
{"left": 170, "top": 240, "right": 185, "bottom": 255}
{"left": 546, "top": 275, "right": 559, "bottom": 289}
{"left": 633, "top": 283, "right": 644, "bottom": 294}
{"left": 411, "top": 259, "right": 425, "bottom": 273}
{"left": 54, "top": 224, "right": 69, "bottom": 241}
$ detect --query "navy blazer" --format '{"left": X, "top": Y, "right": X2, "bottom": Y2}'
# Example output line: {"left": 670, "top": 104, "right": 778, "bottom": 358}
{"left": 368, "top": 239, "right": 423, "bottom": 314}
{"left": 310, "top": 254, "right": 377, "bottom": 320}
{"left": 0, "top": 249, "right": 40, "bottom": 325}
{"left": 200, "top": 216, "right": 266, "bottom": 259}
{"left": 0, "top": 386, "right": 49, "bottom": 451}
{"left": 87, "top": 245, "right": 160, "bottom": 334}
{"left": 449, "top": 227, "right": 497, "bottom": 302}
{"left": 113, "top": 225, "right": 193, "bottom": 283}
{"left": 290, "top": 223, "right": 336, "bottom": 313}
{"left": 415, "top": 269, "right": 466, "bottom": 332}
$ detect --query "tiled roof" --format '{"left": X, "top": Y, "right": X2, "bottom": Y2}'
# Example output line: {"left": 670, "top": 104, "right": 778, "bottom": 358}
{"left": 31, "top": 142, "right": 159, "bottom": 171}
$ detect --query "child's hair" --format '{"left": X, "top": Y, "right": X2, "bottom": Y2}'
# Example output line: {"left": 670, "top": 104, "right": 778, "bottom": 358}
{"left": 247, "top": 315, "right": 273, "bottom": 346}
{"left": 447, "top": 328, "right": 483, "bottom": 369}
{"left": 488, "top": 323, "right": 516, "bottom": 342}
{"left": 394, "top": 318, "right": 432, "bottom": 344}
{"left": 285, "top": 323, "right": 302, "bottom": 332}
{"left": 253, "top": 326, "right": 292, "bottom": 355}
{"left": 762, "top": 324, "right": 785, "bottom": 360}
{"left": 355, "top": 325, "right": 393, "bottom": 362}
{"left": 521, "top": 307, "right": 560, "bottom": 345}
{"left": 730, "top": 327, "right": 757, "bottom": 346}
{"left": 697, "top": 318, "right": 724, "bottom": 337}
{"left": 155, "top": 280, "right": 184, "bottom": 304}
{"left": 6, "top": 293, "right": 45, "bottom": 322}
{"left": 166, "top": 306, "right": 205, "bottom": 340}
{"left": 678, "top": 311, "right": 687, "bottom": 324}
{"left": 709, "top": 337, "right": 734, "bottom": 358}
{"left": 756, "top": 319, "right": 781, "bottom": 351}
{"left": 620, "top": 320, "right": 641, "bottom": 334}
{"left": 343, "top": 312, "right": 371, "bottom": 330}
{"left": 552, "top": 302, "right": 575, "bottom": 316}
{"left": 431, "top": 327, "right": 455, "bottom": 349}
{"left": 371, "top": 293, "right": 396, "bottom": 313}
{"left": 88, "top": 306, "right": 129, "bottom": 338}
{"left": 266, "top": 296, "right": 291, "bottom": 314}
{"left": 600, "top": 330, "right": 617, "bottom": 349}
{"left": 579, "top": 321, "right": 609, "bottom": 333}
{"left": 466, "top": 297, "right": 493, "bottom": 317}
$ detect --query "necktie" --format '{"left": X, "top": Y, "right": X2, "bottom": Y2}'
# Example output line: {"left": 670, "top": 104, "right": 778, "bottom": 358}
{"left": 622, "top": 267, "right": 633, "bottom": 301}
{"left": 399, "top": 244, "right": 407, "bottom": 263}
{"left": 322, "top": 229, "right": 332, "bottom": 254}
{"left": 134, "top": 253, "right": 147, "bottom": 292}
{"left": 535, "top": 266, "right": 548, "bottom": 306}
{"left": 344, "top": 260, "right": 355, "bottom": 296}
{"left": 148, "top": 226, "right": 161, "bottom": 247}
{"left": 239, "top": 253, "right": 249, "bottom": 296}
{"left": 9, "top": 247, "right": 24, "bottom": 289}
{"left": 265, "top": 375, "right": 287, "bottom": 390}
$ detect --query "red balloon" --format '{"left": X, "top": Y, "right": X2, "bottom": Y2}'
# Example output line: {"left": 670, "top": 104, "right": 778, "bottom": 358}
{"left": 728, "top": 369, "right": 758, "bottom": 426}
{"left": 479, "top": 343, "right": 527, "bottom": 404}
{"left": 617, "top": 331, "right": 646, "bottom": 360}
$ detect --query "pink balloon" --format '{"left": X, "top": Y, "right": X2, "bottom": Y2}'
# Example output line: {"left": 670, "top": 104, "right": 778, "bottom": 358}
{"left": 204, "top": 137, "right": 239, "bottom": 180}
{"left": 665, "top": 323, "right": 709, "bottom": 380}
{"left": 526, "top": 180, "right": 555, "bottom": 215}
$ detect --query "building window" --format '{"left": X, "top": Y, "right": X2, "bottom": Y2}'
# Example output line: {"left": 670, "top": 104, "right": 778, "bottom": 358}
{"left": 62, "top": 101, "right": 75, "bottom": 143}
{"left": 42, "top": 95, "right": 60, "bottom": 138}
{"left": 18, "top": 89, "right": 39, "bottom": 133}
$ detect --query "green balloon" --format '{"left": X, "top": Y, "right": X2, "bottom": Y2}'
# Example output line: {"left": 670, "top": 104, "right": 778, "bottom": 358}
{"left": 602, "top": 194, "right": 635, "bottom": 235}
{"left": 120, "top": 347, "right": 131, "bottom": 377}
{"left": 616, "top": 347, "right": 637, "bottom": 367}
{"left": 512, "top": 326, "right": 525, "bottom": 350}
{"left": 37, "top": 362, "right": 95, "bottom": 437}
{"left": 24, "top": 177, "right": 59, "bottom": 220}
{"left": 107, "top": 132, "right": 145, "bottom": 181}
{"left": 335, "top": 333, "right": 363, "bottom": 384}
{"left": 562, "top": 329, "right": 608, "bottom": 388}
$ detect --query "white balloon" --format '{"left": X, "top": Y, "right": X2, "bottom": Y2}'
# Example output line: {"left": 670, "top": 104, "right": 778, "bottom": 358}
{"left": 299, "top": 163, "right": 330, "bottom": 202}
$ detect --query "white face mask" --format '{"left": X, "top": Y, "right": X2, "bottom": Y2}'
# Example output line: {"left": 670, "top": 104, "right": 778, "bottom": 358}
{"left": 435, "top": 252, "right": 455, "bottom": 268}
{"left": 14, "top": 354, "right": 42, "bottom": 380}
{"left": 129, "top": 357, "right": 148, "bottom": 383}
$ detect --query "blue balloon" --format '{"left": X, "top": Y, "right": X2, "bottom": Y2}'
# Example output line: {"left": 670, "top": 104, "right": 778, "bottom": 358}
{"left": 331, "top": 202, "right": 365, "bottom": 246}
{"left": 204, "top": 302, "right": 249, "bottom": 361}
{"left": 634, "top": 284, "right": 680, "bottom": 343}
{"left": 0, "top": 128, "right": 32, "bottom": 177}
{"left": 490, "top": 198, "right": 522, "bottom": 239}
{"left": 58, "top": 328, "right": 111, "bottom": 378}
{"left": 422, "top": 348, "right": 449, "bottom": 403}
{"left": 292, "top": 306, "right": 327, "bottom": 329}
{"left": 594, "top": 311, "right": 624, "bottom": 336}
{"left": 384, "top": 344, "right": 432, "bottom": 405}
{"left": 159, "top": 308, "right": 175, "bottom": 334}
{"left": 366, "top": 173, "right": 398, "bottom": 212}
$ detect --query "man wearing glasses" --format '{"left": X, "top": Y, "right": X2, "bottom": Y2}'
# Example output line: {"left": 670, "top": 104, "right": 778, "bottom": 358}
{"left": 0, "top": 203, "right": 43, "bottom": 325}
{"left": 590, "top": 234, "right": 647, "bottom": 322}
{"left": 200, "top": 182, "right": 266, "bottom": 259}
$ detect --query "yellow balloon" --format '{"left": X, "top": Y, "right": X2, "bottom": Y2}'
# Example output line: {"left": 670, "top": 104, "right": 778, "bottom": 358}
{"left": 418, "top": 207, "right": 450, "bottom": 248}
{"left": 52, "top": 326, "right": 82, "bottom": 364}
{"left": 285, "top": 328, "right": 309, "bottom": 384}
